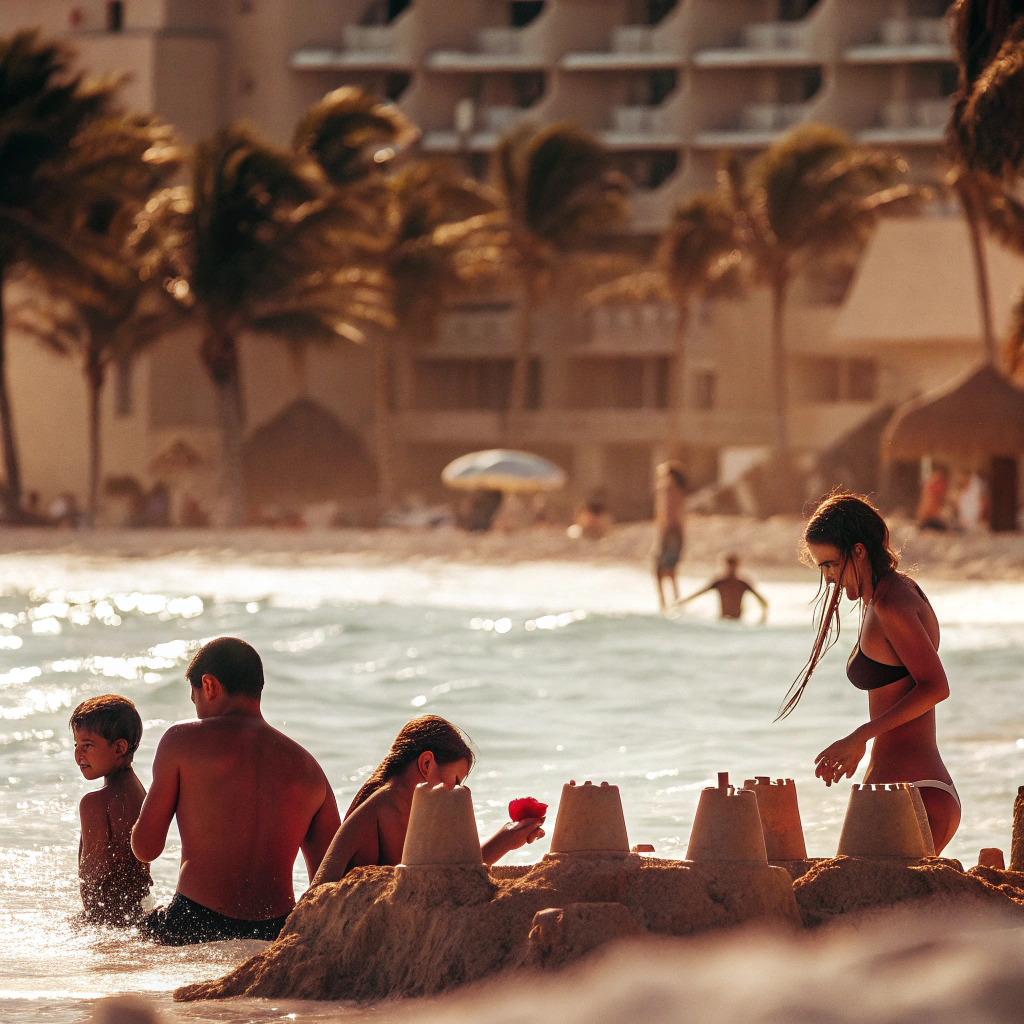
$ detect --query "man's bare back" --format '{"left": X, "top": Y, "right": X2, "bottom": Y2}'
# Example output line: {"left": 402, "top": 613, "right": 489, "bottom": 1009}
{"left": 132, "top": 638, "right": 340, "bottom": 939}
{"left": 140, "top": 715, "right": 338, "bottom": 918}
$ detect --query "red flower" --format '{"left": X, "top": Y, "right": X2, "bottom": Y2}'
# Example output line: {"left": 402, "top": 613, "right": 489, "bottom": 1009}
{"left": 508, "top": 797, "right": 548, "bottom": 822}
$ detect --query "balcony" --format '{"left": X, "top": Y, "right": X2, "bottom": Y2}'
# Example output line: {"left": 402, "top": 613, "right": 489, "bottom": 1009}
{"left": 290, "top": 23, "right": 410, "bottom": 71}
{"left": 421, "top": 105, "right": 536, "bottom": 152}
{"left": 427, "top": 27, "right": 545, "bottom": 71}
{"left": 600, "top": 105, "right": 682, "bottom": 150}
{"left": 857, "top": 97, "right": 951, "bottom": 145}
{"left": 586, "top": 303, "right": 678, "bottom": 355}
{"left": 692, "top": 101, "right": 813, "bottom": 149}
{"left": 845, "top": 18, "right": 953, "bottom": 64}
{"left": 560, "top": 26, "right": 679, "bottom": 71}
{"left": 693, "top": 21, "right": 817, "bottom": 68}
{"left": 427, "top": 304, "right": 518, "bottom": 356}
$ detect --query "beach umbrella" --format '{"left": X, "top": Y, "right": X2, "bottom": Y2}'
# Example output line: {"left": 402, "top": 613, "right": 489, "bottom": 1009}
{"left": 882, "top": 363, "right": 1024, "bottom": 530}
{"left": 441, "top": 449, "right": 566, "bottom": 493}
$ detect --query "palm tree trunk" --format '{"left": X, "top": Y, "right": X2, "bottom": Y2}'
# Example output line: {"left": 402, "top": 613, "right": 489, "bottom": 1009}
{"left": 769, "top": 275, "right": 790, "bottom": 453}
{"left": 506, "top": 293, "right": 533, "bottom": 445}
{"left": 374, "top": 331, "right": 397, "bottom": 507}
{"left": 0, "top": 265, "right": 22, "bottom": 515}
{"left": 201, "top": 323, "right": 245, "bottom": 526}
{"left": 965, "top": 202, "right": 997, "bottom": 364}
{"left": 86, "top": 361, "right": 103, "bottom": 529}
{"left": 670, "top": 301, "right": 689, "bottom": 441}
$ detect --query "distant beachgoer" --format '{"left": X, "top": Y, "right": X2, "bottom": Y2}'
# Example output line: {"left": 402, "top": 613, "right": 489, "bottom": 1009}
{"left": 71, "top": 695, "right": 152, "bottom": 926}
{"left": 132, "top": 638, "right": 341, "bottom": 944}
{"left": 677, "top": 554, "right": 768, "bottom": 622}
{"left": 568, "top": 497, "right": 613, "bottom": 540}
{"left": 780, "top": 491, "right": 959, "bottom": 853}
{"left": 311, "top": 716, "right": 545, "bottom": 885}
{"left": 955, "top": 471, "right": 988, "bottom": 531}
{"left": 652, "top": 461, "right": 687, "bottom": 610}
{"left": 916, "top": 467, "right": 948, "bottom": 531}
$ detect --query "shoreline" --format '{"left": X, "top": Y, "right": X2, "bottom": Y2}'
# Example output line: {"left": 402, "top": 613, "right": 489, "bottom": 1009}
{"left": 0, "top": 515, "right": 1022, "bottom": 582}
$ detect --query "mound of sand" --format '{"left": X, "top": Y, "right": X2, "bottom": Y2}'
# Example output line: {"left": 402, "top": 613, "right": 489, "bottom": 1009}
{"left": 371, "top": 909, "right": 1024, "bottom": 1024}
{"left": 174, "top": 854, "right": 799, "bottom": 1003}
{"left": 794, "top": 856, "right": 1024, "bottom": 927}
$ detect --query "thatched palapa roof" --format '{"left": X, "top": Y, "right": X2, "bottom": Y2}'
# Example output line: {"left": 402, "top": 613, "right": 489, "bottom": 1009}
{"left": 882, "top": 364, "right": 1024, "bottom": 462}
{"left": 242, "top": 398, "right": 377, "bottom": 505}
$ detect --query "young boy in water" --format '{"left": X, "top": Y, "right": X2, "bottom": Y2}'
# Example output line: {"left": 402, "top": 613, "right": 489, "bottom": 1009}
{"left": 71, "top": 695, "right": 152, "bottom": 925}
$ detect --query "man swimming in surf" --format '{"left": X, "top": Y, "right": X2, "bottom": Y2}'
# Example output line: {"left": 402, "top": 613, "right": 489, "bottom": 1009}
{"left": 132, "top": 637, "right": 340, "bottom": 944}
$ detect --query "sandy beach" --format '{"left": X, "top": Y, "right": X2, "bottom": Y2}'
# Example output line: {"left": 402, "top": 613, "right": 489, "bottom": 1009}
{"left": 2, "top": 514, "right": 1023, "bottom": 581}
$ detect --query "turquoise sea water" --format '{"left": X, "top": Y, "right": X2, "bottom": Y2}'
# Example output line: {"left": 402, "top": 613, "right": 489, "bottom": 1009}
{"left": 0, "top": 552, "right": 1022, "bottom": 1022}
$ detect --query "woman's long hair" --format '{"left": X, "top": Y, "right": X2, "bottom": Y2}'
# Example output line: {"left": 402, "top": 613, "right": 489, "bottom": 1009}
{"left": 346, "top": 715, "right": 475, "bottom": 817}
{"left": 777, "top": 491, "right": 899, "bottom": 720}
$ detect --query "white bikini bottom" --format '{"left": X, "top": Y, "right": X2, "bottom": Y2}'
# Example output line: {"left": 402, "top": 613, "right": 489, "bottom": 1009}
{"left": 913, "top": 779, "right": 960, "bottom": 808}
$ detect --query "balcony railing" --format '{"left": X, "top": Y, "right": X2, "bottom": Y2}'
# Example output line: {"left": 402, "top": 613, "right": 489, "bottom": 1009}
{"left": 434, "top": 305, "right": 518, "bottom": 354}
{"left": 342, "top": 25, "right": 398, "bottom": 54}
{"left": 880, "top": 97, "right": 950, "bottom": 130}
{"left": 476, "top": 27, "right": 521, "bottom": 55}
{"left": 588, "top": 303, "right": 678, "bottom": 354}
{"left": 612, "top": 26, "right": 656, "bottom": 54}
{"left": 879, "top": 17, "right": 948, "bottom": 47}
{"left": 739, "top": 101, "right": 810, "bottom": 132}
{"left": 740, "top": 21, "right": 810, "bottom": 51}
{"left": 611, "top": 106, "right": 660, "bottom": 132}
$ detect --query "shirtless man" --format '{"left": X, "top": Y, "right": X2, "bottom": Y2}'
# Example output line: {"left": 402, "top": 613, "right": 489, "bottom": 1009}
{"left": 652, "top": 461, "right": 687, "bottom": 610}
{"left": 132, "top": 637, "right": 340, "bottom": 945}
{"left": 678, "top": 554, "right": 768, "bottom": 622}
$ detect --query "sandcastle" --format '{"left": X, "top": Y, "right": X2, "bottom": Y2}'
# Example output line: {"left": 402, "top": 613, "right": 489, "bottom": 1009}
{"left": 175, "top": 774, "right": 1024, "bottom": 1005}
{"left": 742, "top": 776, "right": 807, "bottom": 861}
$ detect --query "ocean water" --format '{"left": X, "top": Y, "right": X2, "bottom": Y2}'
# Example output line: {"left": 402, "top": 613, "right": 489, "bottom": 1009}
{"left": 0, "top": 551, "right": 1022, "bottom": 1023}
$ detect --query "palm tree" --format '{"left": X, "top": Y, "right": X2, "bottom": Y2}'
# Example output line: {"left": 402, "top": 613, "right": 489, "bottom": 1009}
{"left": 12, "top": 115, "right": 183, "bottom": 523}
{"left": 294, "top": 87, "right": 504, "bottom": 503}
{"left": 491, "top": 123, "right": 631, "bottom": 438}
{"left": 131, "top": 122, "right": 392, "bottom": 525}
{"left": 0, "top": 31, "right": 118, "bottom": 513}
{"left": 949, "top": 0, "right": 1024, "bottom": 179}
{"left": 586, "top": 194, "right": 740, "bottom": 441}
{"left": 723, "top": 124, "right": 915, "bottom": 452}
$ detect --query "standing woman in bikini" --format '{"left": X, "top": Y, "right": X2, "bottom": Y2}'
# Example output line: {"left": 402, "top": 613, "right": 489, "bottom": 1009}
{"left": 780, "top": 492, "right": 960, "bottom": 853}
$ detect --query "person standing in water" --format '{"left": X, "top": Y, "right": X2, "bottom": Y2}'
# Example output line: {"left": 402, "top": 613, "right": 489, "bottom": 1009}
{"left": 779, "top": 492, "right": 959, "bottom": 853}
{"left": 652, "top": 461, "right": 687, "bottom": 610}
{"left": 677, "top": 554, "right": 768, "bottom": 622}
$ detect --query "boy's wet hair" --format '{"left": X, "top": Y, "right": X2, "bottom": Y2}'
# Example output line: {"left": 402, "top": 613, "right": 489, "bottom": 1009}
{"left": 186, "top": 636, "right": 264, "bottom": 698}
{"left": 70, "top": 695, "right": 143, "bottom": 759}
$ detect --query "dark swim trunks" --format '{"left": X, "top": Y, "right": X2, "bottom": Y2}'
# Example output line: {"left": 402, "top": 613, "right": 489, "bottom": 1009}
{"left": 655, "top": 527, "right": 683, "bottom": 571}
{"left": 139, "top": 893, "right": 288, "bottom": 946}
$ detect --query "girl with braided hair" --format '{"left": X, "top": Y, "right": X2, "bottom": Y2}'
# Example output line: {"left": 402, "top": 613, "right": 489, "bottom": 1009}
{"left": 782, "top": 491, "right": 960, "bottom": 853}
{"left": 312, "top": 715, "right": 545, "bottom": 884}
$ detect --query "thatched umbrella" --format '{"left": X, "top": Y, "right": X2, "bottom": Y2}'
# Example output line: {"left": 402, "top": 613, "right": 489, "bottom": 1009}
{"left": 881, "top": 363, "right": 1024, "bottom": 530}
{"left": 241, "top": 398, "right": 377, "bottom": 507}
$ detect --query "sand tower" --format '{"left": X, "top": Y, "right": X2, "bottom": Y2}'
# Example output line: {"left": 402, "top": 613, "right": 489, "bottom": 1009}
{"left": 548, "top": 780, "right": 630, "bottom": 857}
{"left": 1011, "top": 786, "right": 1024, "bottom": 871}
{"left": 400, "top": 783, "right": 483, "bottom": 866}
{"left": 836, "top": 783, "right": 932, "bottom": 858}
{"left": 685, "top": 773, "right": 768, "bottom": 863}
{"left": 742, "top": 777, "right": 807, "bottom": 860}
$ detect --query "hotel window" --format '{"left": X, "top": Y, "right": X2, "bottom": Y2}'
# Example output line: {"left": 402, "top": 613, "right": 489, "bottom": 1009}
{"left": 846, "top": 358, "right": 877, "bottom": 401}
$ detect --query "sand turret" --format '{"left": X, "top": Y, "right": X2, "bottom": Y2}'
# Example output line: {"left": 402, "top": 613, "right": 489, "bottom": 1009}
{"left": 548, "top": 780, "right": 630, "bottom": 857}
{"left": 685, "top": 773, "right": 767, "bottom": 863}
{"left": 400, "top": 783, "right": 483, "bottom": 867}
{"left": 1010, "top": 786, "right": 1024, "bottom": 871}
{"left": 742, "top": 777, "right": 807, "bottom": 861}
{"left": 836, "top": 784, "right": 930, "bottom": 859}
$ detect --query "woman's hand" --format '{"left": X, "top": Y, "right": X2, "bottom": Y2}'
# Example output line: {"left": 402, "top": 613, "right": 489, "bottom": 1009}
{"left": 814, "top": 731, "right": 867, "bottom": 786}
{"left": 481, "top": 817, "right": 545, "bottom": 865}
